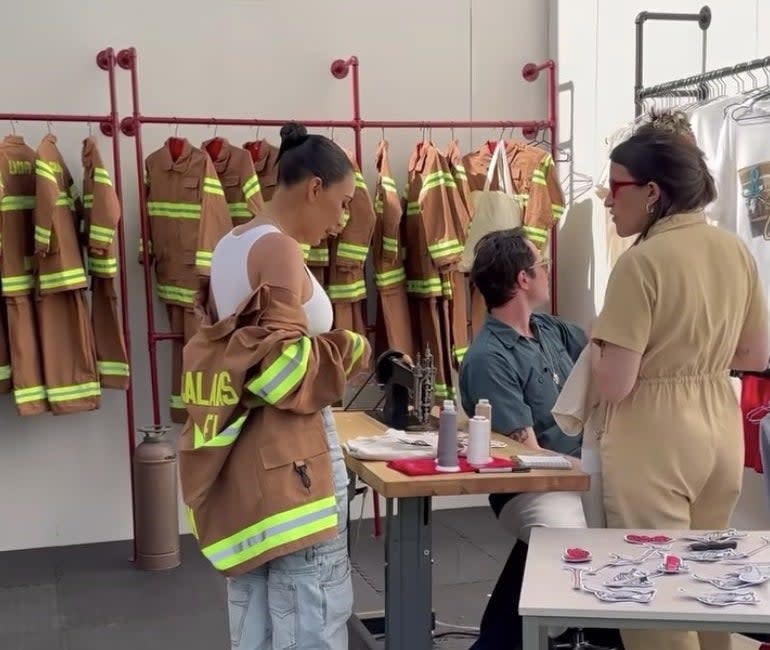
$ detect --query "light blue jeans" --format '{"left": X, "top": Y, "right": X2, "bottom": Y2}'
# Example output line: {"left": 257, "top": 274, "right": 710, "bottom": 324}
{"left": 226, "top": 407, "right": 352, "bottom": 649}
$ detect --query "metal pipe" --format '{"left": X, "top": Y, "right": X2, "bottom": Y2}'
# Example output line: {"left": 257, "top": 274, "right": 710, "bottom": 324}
{"left": 103, "top": 47, "right": 139, "bottom": 563}
{"left": 634, "top": 6, "right": 712, "bottom": 116}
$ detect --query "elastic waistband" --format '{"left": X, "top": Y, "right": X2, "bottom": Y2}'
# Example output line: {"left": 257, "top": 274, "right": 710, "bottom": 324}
{"left": 637, "top": 371, "right": 730, "bottom": 385}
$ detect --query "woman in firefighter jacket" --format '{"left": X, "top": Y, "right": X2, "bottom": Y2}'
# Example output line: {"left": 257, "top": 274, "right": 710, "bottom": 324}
{"left": 178, "top": 122, "right": 371, "bottom": 650}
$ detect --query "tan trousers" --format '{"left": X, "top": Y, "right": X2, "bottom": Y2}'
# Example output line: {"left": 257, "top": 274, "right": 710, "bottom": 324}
{"left": 36, "top": 290, "right": 101, "bottom": 415}
{"left": 6, "top": 294, "right": 48, "bottom": 415}
{"left": 92, "top": 277, "right": 130, "bottom": 390}
{"left": 166, "top": 303, "right": 197, "bottom": 424}
{"left": 601, "top": 400, "right": 743, "bottom": 650}
{"left": 409, "top": 297, "right": 450, "bottom": 403}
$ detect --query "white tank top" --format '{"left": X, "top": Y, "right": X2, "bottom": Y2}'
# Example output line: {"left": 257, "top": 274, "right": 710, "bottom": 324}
{"left": 210, "top": 224, "right": 334, "bottom": 336}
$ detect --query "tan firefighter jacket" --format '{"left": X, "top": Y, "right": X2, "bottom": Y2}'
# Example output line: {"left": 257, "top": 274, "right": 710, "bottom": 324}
{"left": 178, "top": 281, "right": 371, "bottom": 577}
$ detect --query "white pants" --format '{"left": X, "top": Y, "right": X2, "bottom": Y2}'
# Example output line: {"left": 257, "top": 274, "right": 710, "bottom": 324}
{"left": 498, "top": 491, "right": 587, "bottom": 544}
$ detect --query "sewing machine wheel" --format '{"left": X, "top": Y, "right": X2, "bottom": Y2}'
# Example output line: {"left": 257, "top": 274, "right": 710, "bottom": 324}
{"left": 374, "top": 349, "right": 410, "bottom": 386}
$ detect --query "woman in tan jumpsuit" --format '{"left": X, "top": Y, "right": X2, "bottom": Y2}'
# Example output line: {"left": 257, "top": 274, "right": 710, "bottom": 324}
{"left": 591, "top": 129, "right": 770, "bottom": 650}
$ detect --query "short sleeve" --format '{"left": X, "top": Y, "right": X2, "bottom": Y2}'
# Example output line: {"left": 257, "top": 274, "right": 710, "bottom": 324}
{"left": 592, "top": 252, "right": 654, "bottom": 354}
{"left": 459, "top": 351, "right": 533, "bottom": 435}
{"left": 740, "top": 253, "right": 769, "bottom": 346}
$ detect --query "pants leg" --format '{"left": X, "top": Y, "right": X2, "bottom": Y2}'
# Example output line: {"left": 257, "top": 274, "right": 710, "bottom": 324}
{"left": 380, "top": 284, "right": 415, "bottom": 359}
{"left": 417, "top": 298, "right": 447, "bottom": 403}
{"left": 226, "top": 407, "right": 352, "bottom": 650}
{"left": 5, "top": 294, "right": 48, "bottom": 415}
{"left": 449, "top": 271, "right": 469, "bottom": 366}
{"left": 333, "top": 302, "right": 353, "bottom": 331}
{"left": 165, "top": 303, "right": 187, "bottom": 424}
{"left": 0, "top": 298, "right": 11, "bottom": 394}
{"left": 91, "top": 277, "right": 130, "bottom": 390}
{"left": 36, "top": 290, "right": 101, "bottom": 415}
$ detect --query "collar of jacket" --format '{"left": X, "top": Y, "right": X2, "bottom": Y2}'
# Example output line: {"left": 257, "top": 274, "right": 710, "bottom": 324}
{"left": 3, "top": 134, "right": 26, "bottom": 146}
{"left": 245, "top": 139, "right": 278, "bottom": 182}
{"left": 645, "top": 210, "right": 706, "bottom": 239}
{"left": 160, "top": 137, "right": 194, "bottom": 171}
{"left": 484, "top": 312, "right": 548, "bottom": 348}
{"left": 201, "top": 137, "right": 233, "bottom": 174}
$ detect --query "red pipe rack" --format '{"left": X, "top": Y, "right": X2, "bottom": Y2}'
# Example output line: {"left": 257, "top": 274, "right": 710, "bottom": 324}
{"left": 0, "top": 48, "right": 137, "bottom": 559}
{"left": 116, "top": 48, "right": 558, "bottom": 538}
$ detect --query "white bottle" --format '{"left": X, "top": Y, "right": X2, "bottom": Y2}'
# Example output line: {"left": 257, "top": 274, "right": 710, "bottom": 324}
{"left": 467, "top": 415, "right": 492, "bottom": 467}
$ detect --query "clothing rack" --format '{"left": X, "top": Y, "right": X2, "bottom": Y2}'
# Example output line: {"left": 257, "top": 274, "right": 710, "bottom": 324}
{"left": 0, "top": 48, "right": 138, "bottom": 557}
{"left": 635, "top": 49, "right": 770, "bottom": 380}
{"left": 116, "top": 47, "right": 558, "bottom": 538}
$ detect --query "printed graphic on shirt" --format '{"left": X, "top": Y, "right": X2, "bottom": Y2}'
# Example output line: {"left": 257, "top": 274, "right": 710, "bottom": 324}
{"left": 738, "top": 162, "right": 770, "bottom": 239}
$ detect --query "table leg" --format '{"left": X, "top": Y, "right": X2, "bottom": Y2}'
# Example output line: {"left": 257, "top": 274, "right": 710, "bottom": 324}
{"left": 385, "top": 496, "right": 433, "bottom": 650}
{"left": 522, "top": 617, "right": 548, "bottom": 650}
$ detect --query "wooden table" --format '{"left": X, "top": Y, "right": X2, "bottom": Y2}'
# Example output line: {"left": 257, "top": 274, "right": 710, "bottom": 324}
{"left": 520, "top": 528, "right": 770, "bottom": 649}
{"left": 334, "top": 410, "right": 590, "bottom": 650}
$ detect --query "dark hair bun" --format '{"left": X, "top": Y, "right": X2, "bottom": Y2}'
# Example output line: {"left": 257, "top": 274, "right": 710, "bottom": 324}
{"left": 279, "top": 121, "right": 309, "bottom": 151}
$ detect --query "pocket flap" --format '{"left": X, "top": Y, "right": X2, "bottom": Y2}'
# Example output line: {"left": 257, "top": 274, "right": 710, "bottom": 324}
{"left": 183, "top": 176, "right": 200, "bottom": 189}
{"left": 260, "top": 423, "right": 329, "bottom": 469}
{"left": 222, "top": 175, "right": 240, "bottom": 188}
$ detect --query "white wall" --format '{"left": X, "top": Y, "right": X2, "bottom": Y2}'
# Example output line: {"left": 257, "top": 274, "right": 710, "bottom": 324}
{"left": 0, "top": 0, "right": 550, "bottom": 551}
{"left": 552, "top": 0, "right": 770, "bottom": 529}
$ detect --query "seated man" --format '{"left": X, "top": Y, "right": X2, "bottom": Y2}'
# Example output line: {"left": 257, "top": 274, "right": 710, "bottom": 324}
{"left": 459, "top": 229, "right": 616, "bottom": 650}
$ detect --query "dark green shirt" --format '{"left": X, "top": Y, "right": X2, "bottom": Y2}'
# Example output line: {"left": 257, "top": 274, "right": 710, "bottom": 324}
{"left": 458, "top": 313, "right": 587, "bottom": 516}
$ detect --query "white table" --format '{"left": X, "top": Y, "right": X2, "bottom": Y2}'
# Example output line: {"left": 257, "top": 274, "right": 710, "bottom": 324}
{"left": 520, "top": 528, "right": 770, "bottom": 649}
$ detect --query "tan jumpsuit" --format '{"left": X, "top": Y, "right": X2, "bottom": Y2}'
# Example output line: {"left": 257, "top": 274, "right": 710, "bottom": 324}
{"left": 592, "top": 211, "right": 769, "bottom": 650}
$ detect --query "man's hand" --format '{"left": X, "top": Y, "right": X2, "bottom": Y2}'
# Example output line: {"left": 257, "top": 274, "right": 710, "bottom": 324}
{"left": 509, "top": 426, "right": 541, "bottom": 450}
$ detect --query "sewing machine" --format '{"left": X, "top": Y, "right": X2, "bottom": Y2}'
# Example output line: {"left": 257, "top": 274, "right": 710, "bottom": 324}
{"left": 367, "top": 348, "right": 438, "bottom": 431}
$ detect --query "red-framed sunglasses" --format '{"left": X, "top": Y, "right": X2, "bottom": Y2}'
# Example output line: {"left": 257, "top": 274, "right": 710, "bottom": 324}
{"left": 609, "top": 179, "right": 645, "bottom": 198}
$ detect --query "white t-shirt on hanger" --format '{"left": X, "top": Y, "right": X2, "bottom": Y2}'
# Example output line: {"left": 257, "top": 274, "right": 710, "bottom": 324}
{"left": 711, "top": 98, "right": 770, "bottom": 315}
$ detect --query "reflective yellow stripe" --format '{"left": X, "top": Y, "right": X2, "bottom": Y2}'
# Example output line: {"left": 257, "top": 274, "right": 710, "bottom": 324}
{"left": 35, "top": 160, "right": 57, "bottom": 184}
{"left": 427, "top": 239, "right": 463, "bottom": 262}
{"left": 247, "top": 337, "right": 311, "bottom": 405}
{"left": 242, "top": 174, "right": 261, "bottom": 200}
{"left": 157, "top": 284, "right": 197, "bottom": 304}
{"left": 46, "top": 381, "right": 101, "bottom": 403}
{"left": 203, "top": 176, "right": 224, "bottom": 196}
{"left": 228, "top": 202, "right": 252, "bottom": 219}
{"left": 452, "top": 163, "right": 468, "bottom": 180}
{"left": 193, "top": 413, "right": 247, "bottom": 450}
{"left": 169, "top": 394, "right": 184, "bottom": 409}
{"left": 34, "top": 225, "right": 52, "bottom": 247}
{"left": 1, "top": 274, "right": 34, "bottom": 294}
{"left": 93, "top": 167, "right": 113, "bottom": 186}
{"left": 195, "top": 251, "right": 212, "bottom": 268}
{"left": 39, "top": 267, "right": 87, "bottom": 291}
{"left": 442, "top": 277, "right": 453, "bottom": 298}
{"left": 0, "top": 195, "right": 35, "bottom": 211}
{"left": 14, "top": 385, "right": 47, "bottom": 405}
{"left": 0, "top": 365, "right": 10, "bottom": 381}
{"left": 552, "top": 203, "right": 565, "bottom": 219}
{"left": 354, "top": 171, "right": 367, "bottom": 190}
{"left": 339, "top": 211, "right": 350, "bottom": 229}
{"left": 147, "top": 201, "right": 201, "bottom": 218}
{"left": 186, "top": 506, "right": 199, "bottom": 540}
{"left": 406, "top": 278, "right": 443, "bottom": 295}
{"left": 523, "top": 225, "right": 548, "bottom": 245}
{"left": 98, "top": 361, "right": 130, "bottom": 377}
{"left": 89, "top": 224, "right": 115, "bottom": 244}
{"left": 88, "top": 256, "right": 118, "bottom": 275}
{"left": 83, "top": 193, "right": 94, "bottom": 209}
{"left": 344, "top": 331, "right": 366, "bottom": 375}
{"left": 375, "top": 267, "right": 406, "bottom": 289}
{"left": 55, "top": 191, "right": 74, "bottom": 209}
{"left": 202, "top": 496, "right": 338, "bottom": 571}
{"left": 453, "top": 346, "right": 468, "bottom": 363}
{"left": 307, "top": 248, "right": 329, "bottom": 263}
{"left": 382, "top": 237, "right": 398, "bottom": 253}
{"left": 406, "top": 201, "right": 420, "bottom": 215}
{"left": 419, "top": 170, "right": 456, "bottom": 198}
{"left": 326, "top": 280, "right": 367, "bottom": 300}
{"left": 336, "top": 242, "right": 368, "bottom": 262}
{"left": 380, "top": 176, "right": 398, "bottom": 193}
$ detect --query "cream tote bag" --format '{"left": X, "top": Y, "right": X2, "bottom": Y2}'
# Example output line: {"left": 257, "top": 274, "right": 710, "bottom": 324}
{"left": 459, "top": 139, "right": 523, "bottom": 272}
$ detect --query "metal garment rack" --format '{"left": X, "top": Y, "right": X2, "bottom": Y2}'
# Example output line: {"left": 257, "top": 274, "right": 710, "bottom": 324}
{"left": 116, "top": 47, "right": 558, "bottom": 538}
{"left": 634, "top": 5, "right": 712, "bottom": 116}
{"left": 0, "top": 49, "right": 138, "bottom": 558}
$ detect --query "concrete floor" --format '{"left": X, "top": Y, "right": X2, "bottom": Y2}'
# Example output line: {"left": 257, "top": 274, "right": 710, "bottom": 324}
{"left": 0, "top": 506, "right": 765, "bottom": 650}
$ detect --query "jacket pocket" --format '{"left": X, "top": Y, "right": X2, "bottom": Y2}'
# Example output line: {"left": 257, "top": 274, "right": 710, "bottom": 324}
{"left": 259, "top": 421, "right": 330, "bottom": 494}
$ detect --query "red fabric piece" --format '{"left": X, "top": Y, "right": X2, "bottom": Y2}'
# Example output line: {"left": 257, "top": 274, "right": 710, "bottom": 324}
{"left": 740, "top": 375, "right": 770, "bottom": 473}
{"left": 387, "top": 455, "right": 512, "bottom": 477}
